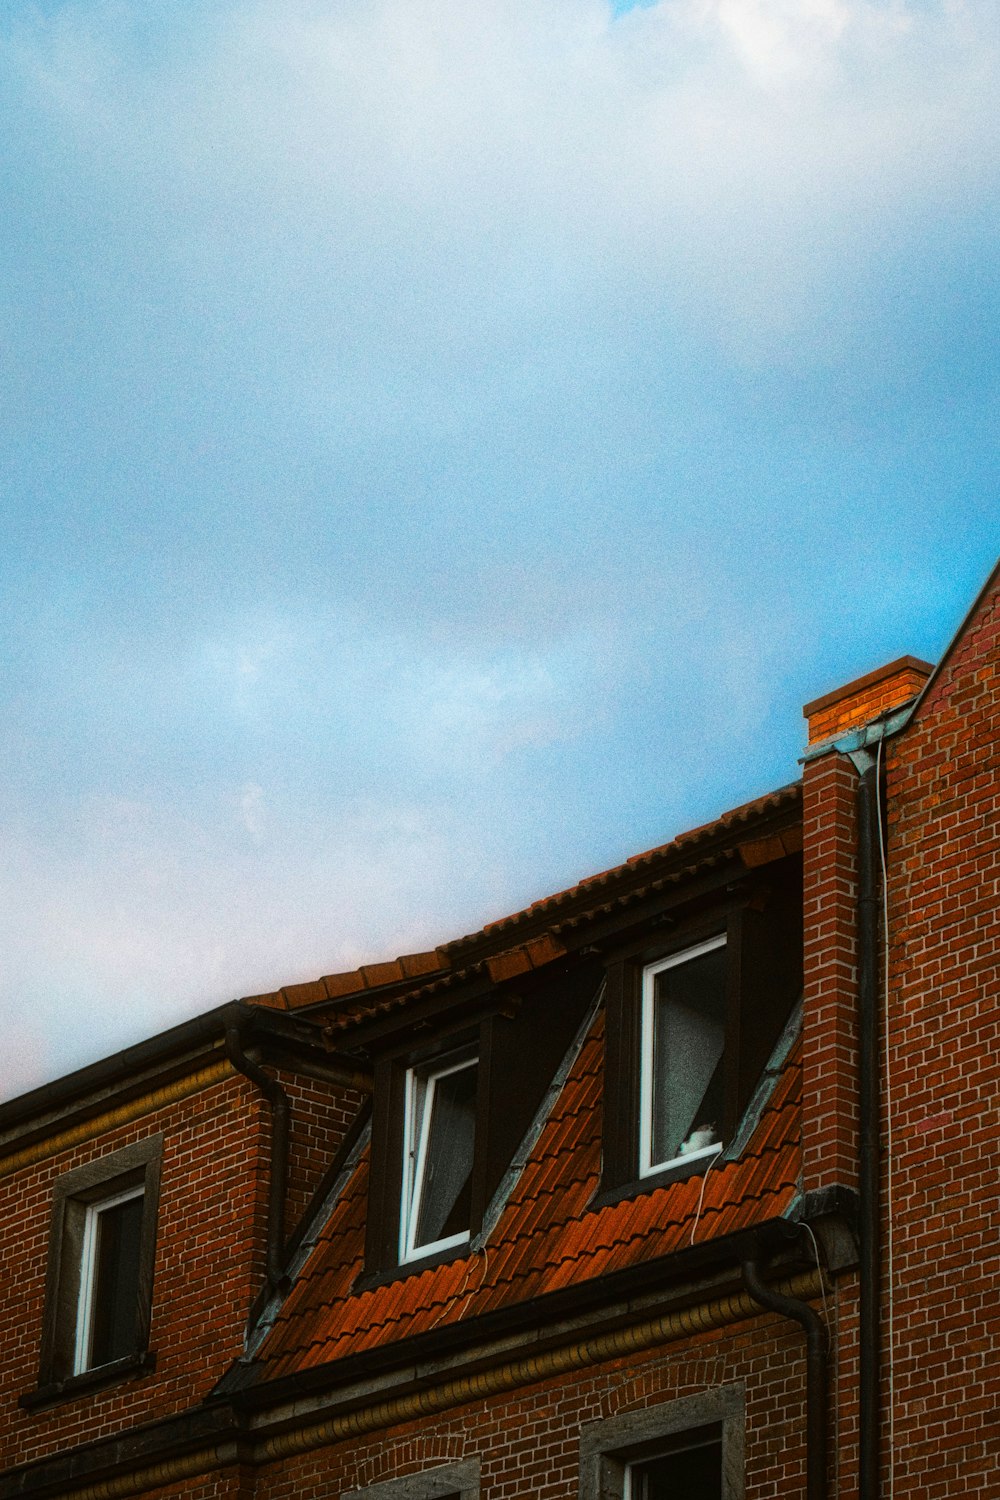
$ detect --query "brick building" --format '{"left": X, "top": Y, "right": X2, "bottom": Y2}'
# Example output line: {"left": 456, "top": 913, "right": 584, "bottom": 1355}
{"left": 1, "top": 560, "right": 998, "bottom": 1500}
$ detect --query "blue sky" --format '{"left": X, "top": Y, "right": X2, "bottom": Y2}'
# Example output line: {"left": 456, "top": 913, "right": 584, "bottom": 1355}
{"left": 1, "top": 0, "right": 997, "bottom": 1100}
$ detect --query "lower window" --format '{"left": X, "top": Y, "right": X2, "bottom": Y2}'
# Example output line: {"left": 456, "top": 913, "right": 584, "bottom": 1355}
{"left": 580, "top": 1386, "right": 743, "bottom": 1500}
{"left": 624, "top": 1426, "right": 723, "bottom": 1498}
{"left": 74, "top": 1183, "right": 146, "bottom": 1374}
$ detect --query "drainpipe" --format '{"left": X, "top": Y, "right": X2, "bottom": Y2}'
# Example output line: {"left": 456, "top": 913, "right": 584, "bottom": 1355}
{"left": 856, "top": 760, "right": 881, "bottom": 1500}
{"left": 224, "top": 1021, "right": 290, "bottom": 1292}
{"left": 742, "top": 1257, "right": 828, "bottom": 1500}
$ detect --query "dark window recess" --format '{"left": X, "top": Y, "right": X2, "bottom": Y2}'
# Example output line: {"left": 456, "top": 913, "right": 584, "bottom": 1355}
{"left": 602, "top": 857, "right": 802, "bottom": 1193}
{"left": 627, "top": 1435, "right": 723, "bottom": 1498}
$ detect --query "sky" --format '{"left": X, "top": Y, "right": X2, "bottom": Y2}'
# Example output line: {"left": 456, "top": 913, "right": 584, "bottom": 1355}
{"left": 1, "top": 0, "right": 997, "bottom": 1102}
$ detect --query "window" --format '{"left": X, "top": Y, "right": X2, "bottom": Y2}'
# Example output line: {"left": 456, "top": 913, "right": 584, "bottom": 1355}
{"left": 361, "top": 965, "right": 599, "bottom": 1278}
{"left": 600, "top": 880, "right": 802, "bottom": 1196}
{"left": 73, "top": 1184, "right": 146, "bottom": 1374}
{"left": 580, "top": 1386, "right": 743, "bottom": 1500}
{"left": 624, "top": 1429, "right": 723, "bottom": 1498}
{"left": 639, "top": 935, "right": 727, "bottom": 1176}
{"left": 400, "top": 1049, "right": 478, "bottom": 1263}
{"left": 32, "top": 1136, "right": 161, "bottom": 1400}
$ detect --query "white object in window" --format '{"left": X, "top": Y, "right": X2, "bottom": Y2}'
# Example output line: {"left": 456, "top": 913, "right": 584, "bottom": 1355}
{"left": 639, "top": 934, "right": 727, "bottom": 1177}
{"left": 400, "top": 1051, "right": 477, "bottom": 1263}
{"left": 73, "top": 1184, "right": 145, "bottom": 1374}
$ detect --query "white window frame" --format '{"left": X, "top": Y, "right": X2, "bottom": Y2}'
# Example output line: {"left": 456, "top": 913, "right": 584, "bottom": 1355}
{"left": 399, "top": 1051, "right": 477, "bottom": 1264}
{"left": 73, "top": 1183, "right": 145, "bottom": 1375}
{"left": 638, "top": 933, "right": 727, "bottom": 1178}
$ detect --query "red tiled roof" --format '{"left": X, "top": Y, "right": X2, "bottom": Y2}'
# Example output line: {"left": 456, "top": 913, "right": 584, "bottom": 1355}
{"left": 253, "top": 1007, "right": 801, "bottom": 1380}
{"left": 240, "top": 782, "right": 801, "bottom": 1019}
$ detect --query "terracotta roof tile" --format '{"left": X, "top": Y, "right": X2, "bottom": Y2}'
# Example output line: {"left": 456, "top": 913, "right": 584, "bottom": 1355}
{"left": 253, "top": 1009, "right": 801, "bottom": 1378}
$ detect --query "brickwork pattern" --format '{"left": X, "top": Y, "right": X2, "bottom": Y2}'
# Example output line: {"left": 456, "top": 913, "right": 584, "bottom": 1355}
{"left": 882, "top": 582, "right": 1000, "bottom": 1497}
{"left": 801, "top": 750, "right": 859, "bottom": 1195}
{"left": 252, "top": 1311, "right": 823, "bottom": 1500}
{"left": 0, "top": 1072, "right": 269, "bottom": 1472}
{"left": 278, "top": 1071, "right": 366, "bottom": 1239}
{"left": 805, "top": 661, "right": 931, "bottom": 746}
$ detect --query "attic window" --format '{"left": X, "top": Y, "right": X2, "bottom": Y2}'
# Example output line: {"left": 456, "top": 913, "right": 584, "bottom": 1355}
{"left": 639, "top": 936, "right": 727, "bottom": 1176}
{"left": 600, "top": 873, "right": 802, "bottom": 1197}
{"left": 400, "top": 1049, "right": 478, "bottom": 1263}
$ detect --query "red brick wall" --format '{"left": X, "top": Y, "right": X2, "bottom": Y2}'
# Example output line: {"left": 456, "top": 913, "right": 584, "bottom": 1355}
{"left": 278, "top": 1071, "right": 366, "bottom": 1241}
{"left": 253, "top": 1314, "right": 821, "bottom": 1500}
{"left": 805, "top": 660, "right": 931, "bottom": 746}
{"left": 801, "top": 749, "right": 859, "bottom": 1197}
{"left": 881, "top": 579, "right": 1000, "bottom": 1497}
{"left": 0, "top": 1071, "right": 269, "bottom": 1471}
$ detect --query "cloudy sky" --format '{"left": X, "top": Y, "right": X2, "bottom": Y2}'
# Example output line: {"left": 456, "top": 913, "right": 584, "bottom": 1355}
{"left": 1, "top": 0, "right": 997, "bottom": 1101}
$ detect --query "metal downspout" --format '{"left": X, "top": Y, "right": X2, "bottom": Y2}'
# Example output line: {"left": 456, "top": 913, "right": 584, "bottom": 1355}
{"left": 856, "top": 761, "right": 881, "bottom": 1500}
{"left": 742, "top": 1258, "right": 828, "bottom": 1500}
{"left": 224, "top": 1021, "right": 290, "bottom": 1292}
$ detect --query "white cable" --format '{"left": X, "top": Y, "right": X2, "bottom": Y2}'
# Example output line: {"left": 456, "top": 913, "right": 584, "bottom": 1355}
{"left": 689, "top": 1144, "right": 724, "bottom": 1245}
{"left": 876, "top": 736, "right": 896, "bottom": 1496}
{"left": 800, "top": 1219, "right": 831, "bottom": 1339}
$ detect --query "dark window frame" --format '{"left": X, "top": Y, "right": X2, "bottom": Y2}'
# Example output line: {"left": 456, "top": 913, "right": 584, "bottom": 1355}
{"left": 363, "top": 961, "right": 600, "bottom": 1281}
{"left": 600, "top": 875, "right": 801, "bottom": 1199}
{"left": 364, "top": 1024, "right": 482, "bottom": 1278}
{"left": 579, "top": 1385, "right": 744, "bottom": 1500}
{"left": 30, "top": 1135, "right": 162, "bottom": 1404}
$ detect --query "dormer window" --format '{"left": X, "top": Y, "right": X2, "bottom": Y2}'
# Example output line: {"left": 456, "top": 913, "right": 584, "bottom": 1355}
{"left": 400, "top": 1049, "right": 478, "bottom": 1263}
{"left": 639, "top": 936, "right": 727, "bottom": 1177}
{"left": 600, "top": 871, "right": 802, "bottom": 1198}
{"left": 361, "top": 965, "right": 595, "bottom": 1279}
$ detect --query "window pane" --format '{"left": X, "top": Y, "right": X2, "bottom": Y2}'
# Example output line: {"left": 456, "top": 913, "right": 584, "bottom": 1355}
{"left": 628, "top": 1440, "right": 722, "bottom": 1499}
{"left": 413, "top": 1060, "right": 477, "bottom": 1250}
{"left": 89, "top": 1193, "right": 144, "bottom": 1367}
{"left": 650, "top": 943, "right": 726, "bottom": 1167}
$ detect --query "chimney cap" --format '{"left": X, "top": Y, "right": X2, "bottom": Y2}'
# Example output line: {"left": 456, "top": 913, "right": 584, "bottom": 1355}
{"left": 804, "top": 655, "right": 934, "bottom": 746}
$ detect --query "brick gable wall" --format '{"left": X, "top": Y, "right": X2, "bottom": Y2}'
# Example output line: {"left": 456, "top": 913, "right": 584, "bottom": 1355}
{"left": 881, "top": 580, "right": 1000, "bottom": 1497}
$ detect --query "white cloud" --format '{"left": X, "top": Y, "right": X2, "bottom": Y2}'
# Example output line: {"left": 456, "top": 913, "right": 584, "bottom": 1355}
{"left": 5, "top": 0, "right": 998, "bottom": 368}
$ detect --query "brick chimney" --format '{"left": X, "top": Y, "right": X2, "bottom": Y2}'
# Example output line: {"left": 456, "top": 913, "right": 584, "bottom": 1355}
{"left": 799, "top": 653, "right": 933, "bottom": 1205}
{"left": 803, "top": 656, "right": 933, "bottom": 747}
